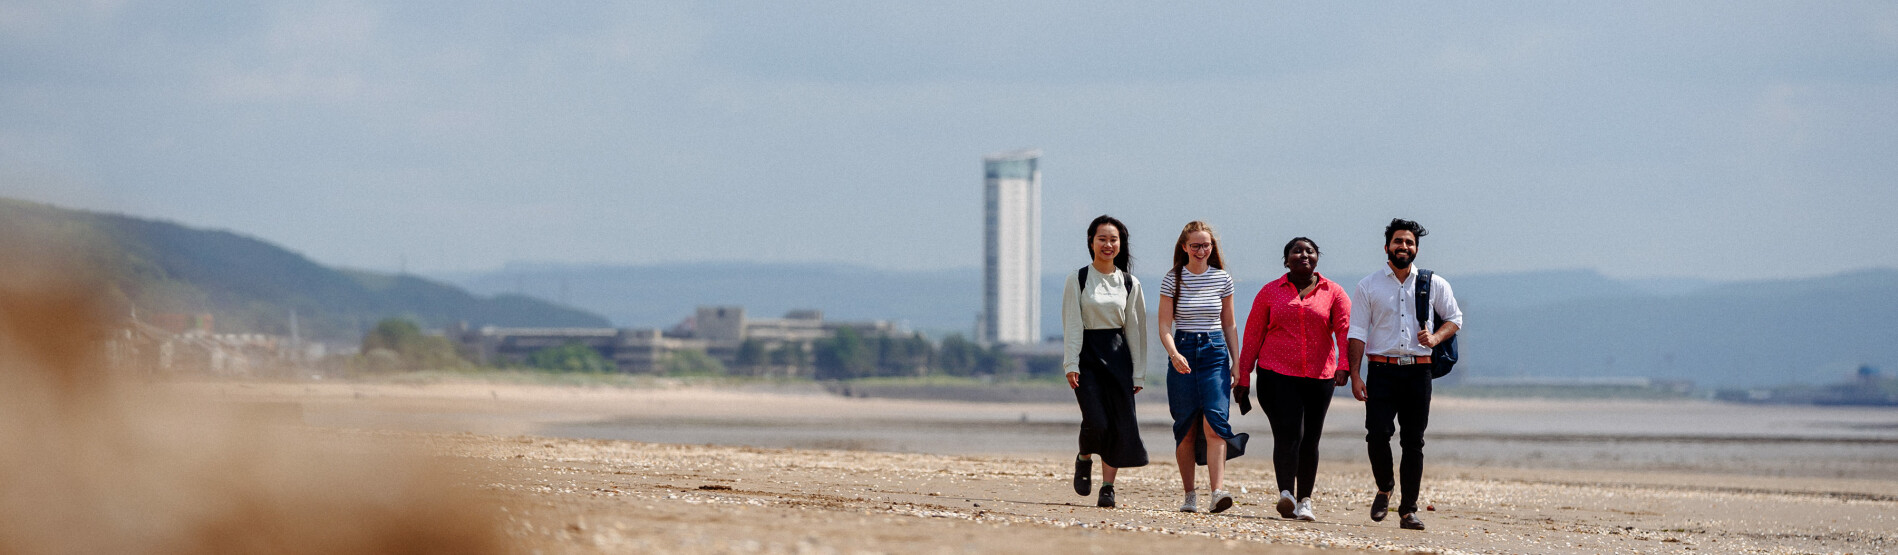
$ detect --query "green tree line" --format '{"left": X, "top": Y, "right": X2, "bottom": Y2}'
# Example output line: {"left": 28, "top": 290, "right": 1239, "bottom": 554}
{"left": 355, "top": 317, "right": 1062, "bottom": 380}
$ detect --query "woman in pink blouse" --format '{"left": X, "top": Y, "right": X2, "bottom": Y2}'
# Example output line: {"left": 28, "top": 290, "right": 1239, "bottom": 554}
{"left": 1235, "top": 237, "right": 1351, "bottom": 522}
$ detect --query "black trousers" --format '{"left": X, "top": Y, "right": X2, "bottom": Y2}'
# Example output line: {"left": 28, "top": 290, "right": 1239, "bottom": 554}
{"left": 1258, "top": 369, "right": 1334, "bottom": 499}
{"left": 1364, "top": 362, "right": 1432, "bottom": 515}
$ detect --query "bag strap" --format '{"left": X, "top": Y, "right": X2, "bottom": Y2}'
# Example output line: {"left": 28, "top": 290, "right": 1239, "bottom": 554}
{"left": 1077, "top": 267, "right": 1089, "bottom": 316}
{"left": 1077, "top": 265, "right": 1134, "bottom": 317}
{"left": 1414, "top": 268, "right": 1434, "bottom": 331}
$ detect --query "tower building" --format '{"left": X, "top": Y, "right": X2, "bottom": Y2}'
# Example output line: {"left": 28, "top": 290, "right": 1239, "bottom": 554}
{"left": 981, "top": 149, "right": 1042, "bottom": 345}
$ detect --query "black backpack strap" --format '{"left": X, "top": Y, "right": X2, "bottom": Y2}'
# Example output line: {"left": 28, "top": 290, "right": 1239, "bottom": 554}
{"left": 1077, "top": 267, "right": 1089, "bottom": 315}
{"left": 1414, "top": 269, "right": 1434, "bottom": 332}
{"left": 1076, "top": 266, "right": 1133, "bottom": 316}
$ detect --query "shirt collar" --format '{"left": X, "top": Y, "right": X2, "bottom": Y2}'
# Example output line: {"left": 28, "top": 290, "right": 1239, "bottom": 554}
{"left": 1276, "top": 272, "right": 1326, "bottom": 289}
{"left": 1382, "top": 263, "right": 1415, "bottom": 283}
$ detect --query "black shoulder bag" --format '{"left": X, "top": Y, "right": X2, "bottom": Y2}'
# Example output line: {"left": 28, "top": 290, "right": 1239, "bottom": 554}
{"left": 1414, "top": 269, "right": 1459, "bottom": 379}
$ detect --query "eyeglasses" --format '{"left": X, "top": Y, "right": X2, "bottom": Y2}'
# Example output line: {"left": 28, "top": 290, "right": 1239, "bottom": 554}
{"left": 1186, "top": 243, "right": 1212, "bottom": 250}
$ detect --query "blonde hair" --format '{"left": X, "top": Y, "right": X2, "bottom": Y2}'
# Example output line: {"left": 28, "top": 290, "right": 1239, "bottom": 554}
{"left": 1168, "top": 221, "right": 1226, "bottom": 319}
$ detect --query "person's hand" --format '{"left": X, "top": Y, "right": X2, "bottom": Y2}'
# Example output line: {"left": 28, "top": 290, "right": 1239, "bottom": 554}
{"left": 1169, "top": 353, "right": 1192, "bottom": 374}
{"left": 1233, "top": 385, "right": 1252, "bottom": 415}
{"left": 1066, "top": 372, "right": 1080, "bottom": 389}
{"left": 1417, "top": 330, "right": 1438, "bottom": 348}
{"left": 1350, "top": 374, "right": 1368, "bottom": 401}
{"left": 1132, "top": 386, "right": 1143, "bottom": 394}
{"left": 1333, "top": 371, "right": 1350, "bottom": 387}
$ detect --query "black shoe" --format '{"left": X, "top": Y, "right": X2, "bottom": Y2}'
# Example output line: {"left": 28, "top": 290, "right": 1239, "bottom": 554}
{"left": 1399, "top": 513, "right": 1426, "bottom": 530}
{"left": 1073, "top": 456, "right": 1092, "bottom": 496}
{"left": 1097, "top": 484, "right": 1116, "bottom": 508}
{"left": 1370, "top": 492, "right": 1389, "bottom": 522}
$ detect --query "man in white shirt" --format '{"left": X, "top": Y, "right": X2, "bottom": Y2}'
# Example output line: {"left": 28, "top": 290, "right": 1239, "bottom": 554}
{"left": 1344, "top": 218, "right": 1463, "bottom": 531}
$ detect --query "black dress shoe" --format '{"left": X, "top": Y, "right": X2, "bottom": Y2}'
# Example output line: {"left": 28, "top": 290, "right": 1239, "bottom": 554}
{"left": 1399, "top": 513, "right": 1426, "bottom": 530}
{"left": 1097, "top": 484, "right": 1116, "bottom": 508}
{"left": 1073, "top": 456, "right": 1092, "bottom": 496}
{"left": 1370, "top": 492, "right": 1389, "bottom": 522}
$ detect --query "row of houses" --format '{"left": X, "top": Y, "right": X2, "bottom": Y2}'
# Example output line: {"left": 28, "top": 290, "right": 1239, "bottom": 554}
{"left": 451, "top": 306, "right": 897, "bottom": 375}
{"left": 101, "top": 306, "right": 896, "bottom": 377}
{"left": 106, "top": 313, "right": 323, "bottom": 377}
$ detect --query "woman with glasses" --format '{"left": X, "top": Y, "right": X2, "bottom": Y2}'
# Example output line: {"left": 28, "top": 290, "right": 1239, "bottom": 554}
{"left": 1158, "top": 221, "right": 1247, "bottom": 514}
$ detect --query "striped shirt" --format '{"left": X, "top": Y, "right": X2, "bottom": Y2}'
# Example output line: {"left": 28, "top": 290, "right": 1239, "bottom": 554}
{"left": 1159, "top": 267, "right": 1235, "bottom": 332}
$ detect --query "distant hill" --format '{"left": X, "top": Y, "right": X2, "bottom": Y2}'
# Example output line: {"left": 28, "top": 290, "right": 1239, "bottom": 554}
{"left": 436, "top": 261, "right": 978, "bottom": 336}
{"left": 0, "top": 199, "right": 608, "bottom": 343}
{"left": 1465, "top": 268, "right": 1898, "bottom": 388}
{"left": 442, "top": 262, "right": 1897, "bottom": 388}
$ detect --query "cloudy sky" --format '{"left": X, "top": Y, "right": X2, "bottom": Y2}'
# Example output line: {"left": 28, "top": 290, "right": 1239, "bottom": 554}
{"left": 2, "top": 1, "right": 1894, "bottom": 281}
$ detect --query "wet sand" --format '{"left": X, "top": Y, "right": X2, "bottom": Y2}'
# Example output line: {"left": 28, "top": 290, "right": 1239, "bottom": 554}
{"left": 187, "top": 381, "right": 1898, "bottom": 554}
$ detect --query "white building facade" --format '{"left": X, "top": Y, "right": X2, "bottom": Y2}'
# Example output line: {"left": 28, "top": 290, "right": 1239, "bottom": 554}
{"left": 981, "top": 149, "right": 1042, "bottom": 345}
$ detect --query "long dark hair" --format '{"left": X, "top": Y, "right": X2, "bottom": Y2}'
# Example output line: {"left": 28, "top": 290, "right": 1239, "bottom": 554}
{"left": 1169, "top": 221, "right": 1225, "bottom": 319}
{"left": 1086, "top": 215, "right": 1131, "bottom": 273}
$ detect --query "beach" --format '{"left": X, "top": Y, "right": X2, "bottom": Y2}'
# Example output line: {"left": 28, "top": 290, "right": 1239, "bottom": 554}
{"left": 188, "top": 381, "right": 1898, "bottom": 554}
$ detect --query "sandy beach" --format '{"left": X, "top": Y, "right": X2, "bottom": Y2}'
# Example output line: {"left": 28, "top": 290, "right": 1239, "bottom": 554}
{"left": 170, "top": 380, "right": 1898, "bottom": 554}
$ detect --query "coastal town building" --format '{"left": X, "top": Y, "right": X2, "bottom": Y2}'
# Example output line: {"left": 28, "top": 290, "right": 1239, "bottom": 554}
{"left": 452, "top": 306, "right": 895, "bottom": 374}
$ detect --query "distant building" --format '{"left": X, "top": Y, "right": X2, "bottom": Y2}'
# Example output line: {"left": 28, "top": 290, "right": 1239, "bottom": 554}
{"left": 108, "top": 314, "right": 297, "bottom": 377}
{"left": 452, "top": 306, "right": 897, "bottom": 375}
{"left": 982, "top": 148, "right": 1042, "bottom": 345}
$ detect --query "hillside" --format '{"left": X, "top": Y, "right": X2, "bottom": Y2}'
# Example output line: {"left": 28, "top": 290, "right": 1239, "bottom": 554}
{"left": 1464, "top": 268, "right": 1898, "bottom": 388}
{"left": 0, "top": 199, "right": 608, "bottom": 343}
{"left": 443, "top": 262, "right": 1897, "bottom": 388}
{"left": 437, "top": 261, "right": 980, "bottom": 336}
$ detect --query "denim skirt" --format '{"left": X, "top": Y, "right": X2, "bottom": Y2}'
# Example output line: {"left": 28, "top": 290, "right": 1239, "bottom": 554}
{"left": 1165, "top": 330, "right": 1248, "bottom": 465}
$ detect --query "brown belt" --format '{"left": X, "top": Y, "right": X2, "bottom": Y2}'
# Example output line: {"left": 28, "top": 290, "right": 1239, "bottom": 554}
{"left": 1368, "top": 354, "right": 1432, "bottom": 365}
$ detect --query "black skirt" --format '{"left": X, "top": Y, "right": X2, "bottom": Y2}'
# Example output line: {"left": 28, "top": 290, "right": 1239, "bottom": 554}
{"left": 1075, "top": 328, "right": 1149, "bottom": 468}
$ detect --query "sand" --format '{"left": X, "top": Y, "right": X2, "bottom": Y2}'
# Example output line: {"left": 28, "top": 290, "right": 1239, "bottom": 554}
{"left": 186, "top": 381, "right": 1898, "bottom": 554}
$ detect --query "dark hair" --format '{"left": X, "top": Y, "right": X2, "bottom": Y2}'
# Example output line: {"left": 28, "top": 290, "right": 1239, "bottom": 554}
{"left": 1384, "top": 218, "right": 1428, "bottom": 245}
{"left": 1282, "top": 237, "right": 1320, "bottom": 261}
{"left": 1086, "top": 215, "right": 1131, "bottom": 273}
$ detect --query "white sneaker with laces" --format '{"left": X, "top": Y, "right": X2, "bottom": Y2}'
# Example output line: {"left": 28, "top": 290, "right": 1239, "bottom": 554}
{"left": 1208, "top": 489, "right": 1234, "bottom": 514}
{"left": 1276, "top": 490, "right": 1297, "bottom": 518}
{"left": 1294, "top": 497, "right": 1316, "bottom": 521}
{"left": 1180, "top": 490, "right": 1198, "bottom": 513}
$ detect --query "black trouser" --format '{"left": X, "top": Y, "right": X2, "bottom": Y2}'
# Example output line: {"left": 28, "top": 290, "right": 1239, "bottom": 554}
{"left": 1258, "top": 369, "right": 1334, "bottom": 499}
{"left": 1364, "top": 362, "right": 1431, "bottom": 515}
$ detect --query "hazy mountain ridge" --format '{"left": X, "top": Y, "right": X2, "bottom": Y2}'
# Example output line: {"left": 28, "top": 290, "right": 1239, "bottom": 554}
{"left": 0, "top": 199, "right": 609, "bottom": 343}
{"left": 443, "top": 262, "right": 1897, "bottom": 388}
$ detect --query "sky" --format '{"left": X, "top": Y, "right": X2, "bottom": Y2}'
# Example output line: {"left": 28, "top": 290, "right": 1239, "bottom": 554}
{"left": 2, "top": 1, "right": 1895, "bottom": 282}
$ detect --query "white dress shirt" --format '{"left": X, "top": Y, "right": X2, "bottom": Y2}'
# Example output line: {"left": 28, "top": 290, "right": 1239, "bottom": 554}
{"left": 1347, "top": 264, "right": 1464, "bottom": 358}
{"left": 1062, "top": 267, "right": 1150, "bottom": 388}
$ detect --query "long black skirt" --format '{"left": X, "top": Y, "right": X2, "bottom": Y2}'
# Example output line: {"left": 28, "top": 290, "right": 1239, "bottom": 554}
{"left": 1075, "top": 328, "right": 1149, "bottom": 468}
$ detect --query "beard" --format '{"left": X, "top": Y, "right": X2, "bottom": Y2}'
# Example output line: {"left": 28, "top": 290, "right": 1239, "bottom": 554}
{"left": 1387, "top": 249, "right": 1414, "bottom": 268}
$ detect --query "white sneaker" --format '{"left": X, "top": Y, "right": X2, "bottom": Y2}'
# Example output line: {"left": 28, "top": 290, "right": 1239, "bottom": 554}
{"left": 1294, "top": 497, "right": 1316, "bottom": 521}
{"left": 1208, "top": 489, "right": 1234, "bottom": 514}
{"left": 1180, "top": 490, "right": 1198, "bottom": 513}
{"left": 1276, "top": 490, "right": 1297, "bottom": 518}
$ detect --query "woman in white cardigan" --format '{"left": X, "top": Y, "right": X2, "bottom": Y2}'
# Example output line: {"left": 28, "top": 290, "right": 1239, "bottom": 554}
{"left": 1064, "top": 214, "right": 1150, "bottom": 509}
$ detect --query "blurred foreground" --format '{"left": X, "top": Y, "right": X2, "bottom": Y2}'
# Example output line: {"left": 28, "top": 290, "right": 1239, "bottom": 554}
{"left": 0, "top": 255, "right": 501, "bottom": 553}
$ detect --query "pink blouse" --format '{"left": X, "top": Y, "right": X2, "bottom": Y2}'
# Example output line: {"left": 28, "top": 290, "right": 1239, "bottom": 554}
{"left": 1236, "top": 273, "right": 1352, "bottom": 385}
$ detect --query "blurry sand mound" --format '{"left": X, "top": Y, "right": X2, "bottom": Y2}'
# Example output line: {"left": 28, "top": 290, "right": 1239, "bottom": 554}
{"left": 0, "top": 261, "right": 499, "bottom": 554}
